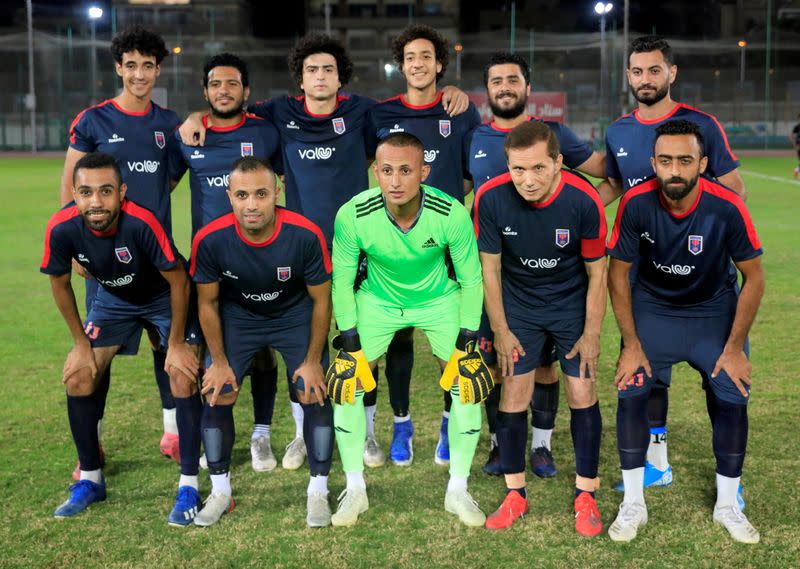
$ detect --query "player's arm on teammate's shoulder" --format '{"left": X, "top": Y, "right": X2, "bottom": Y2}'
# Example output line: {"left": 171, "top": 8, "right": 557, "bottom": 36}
{"left": 716, "top": 169, "right": 747, "bottom": 201}
{"left": 49, "top": 272, "right": 98, "bottom": 382}
{"left": 565, "top": 258, "right": 607, "bottom": 381}
{"left": 295, "top": 280, "right": 332, "bottom": 406}
{"left": 440, "top": 85, "right": 469, "bottom": 116}
{"left": 480, "top": 251, "right": 523, "bottom": 378}
{"left": 608, "top": 257, "right": 651, "bottom": 388}
{"left": 159, "top": 262, "right": 199, "bottom": 381}
{"left": 177, "top": 110, "right": 210, "bottom": 147}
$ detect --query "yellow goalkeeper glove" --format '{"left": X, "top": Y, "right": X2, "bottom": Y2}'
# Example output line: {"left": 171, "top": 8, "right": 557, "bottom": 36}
{"left": 325, "top": 332, "right": 376, "bottom": 404}
{"left": 439, "top": 329, "right": 495, "bottom": 404}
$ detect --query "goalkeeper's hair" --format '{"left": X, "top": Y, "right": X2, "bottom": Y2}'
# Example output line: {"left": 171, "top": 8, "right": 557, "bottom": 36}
{"left": 376, "top": 132, "right": 425, "bottom": 157}
{"left": 230, "top": 156, "right": 275, "bottom": 178}
{"left": 111, "top": 25, "right": 169, "bottom": 65}
{"left": 203, "top": 53, "right": 249, "bottom": 88}
{"left": 73, "top": 152, "right": 123, "bottom": 187}
{"left": 504, "top": 121, "right": 560, "bottom": 161}
{"left": 288, "top": 33, "right": 354, "bottom": 88}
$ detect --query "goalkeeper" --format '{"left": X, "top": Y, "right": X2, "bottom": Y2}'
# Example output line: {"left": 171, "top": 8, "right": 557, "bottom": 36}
{"left": 328, "top": 132, "right": 490, "bottom": 528}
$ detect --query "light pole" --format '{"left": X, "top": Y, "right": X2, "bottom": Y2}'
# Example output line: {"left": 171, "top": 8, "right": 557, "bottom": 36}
{"left": 594, "top": 2, "right": 613, "bottom": 118}
{"left": 88, "top": 5, "right": 103, "bottom": 104}
{"left": 738, "top": 40, "right": 747, "bottom": 84}
{"left": 454, "top": 43, "right": 463, "bottom": 82}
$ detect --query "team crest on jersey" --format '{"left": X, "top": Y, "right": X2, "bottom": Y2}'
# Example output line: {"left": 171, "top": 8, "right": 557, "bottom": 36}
{"left": 688, "top": 234, "right": 703, "bottom": 255}
{"left": 332, "top": 117, "right": 346, "bottom": 134}
{"left": 154, "top": 131, "right": 165, "bottom": 149}
{"left": 241, "top": 142, "right": 253, "bottom": 156}
{"left": 277, "top": 266, "right": 291, "bottom": 282}
{"left": 115, "top": 247, "right": 132, "bottom": 264}
{"left": 439, "top": 120, "right": 451, "bottom": 138}
{"left": 555, "top": 229, "right": 570, "bottom": 248}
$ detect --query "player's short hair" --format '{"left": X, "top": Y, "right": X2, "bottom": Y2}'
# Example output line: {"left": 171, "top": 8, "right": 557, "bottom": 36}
{"left": 654, "top": 119, "right": 706, "bottom": 157}
{"left": 203, "top": 53, "right": 249, "bottom": 88}
{"left": 483, "top": 52, "right": 531, "bottom": 86}
{"left": 392, "top": 24, "right": 449, "bottom": 81}
{"left": 288, "top": 33, "right": 354, "bottom": 88}
{"left": 110, "top": 26, "right": 169, "bottom": 65}
{"left": 73, "top": 152, "right": 122, "bottom": 187}
{"left": 376, "top": 132, "right": 425, "bottom": 157}
{"left": 230, "top": 156, "right": 275, "bottom": 178}
{"left": 504, "top": 121, "right": 560, "bottom": 161}
{"left": 629, "top": 35, "right": 674, "bottom": 67}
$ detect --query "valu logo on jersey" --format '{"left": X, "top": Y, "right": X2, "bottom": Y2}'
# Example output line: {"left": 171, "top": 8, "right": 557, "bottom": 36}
{"left": 652, "top": 260, "right": 694, "bottom": 275}
{"left": 332, "top": 117, "right": 346, "bottom": 134}
{"left": 115, "top": 246, "right": 132, "bottom": 264}
{"left": 299, "top": 147, "right": 335, "bottom": 160}
{"left": 107, "top": 133, "right": 125, "bottom": 144}
{"left": 127, "top": 160, "right": 160, "bottom": 173}
{"left": 154, "top": 131, "right": 166, "bottom": 149}
{"left": 439, "top": 120, "right": 451, "bottom": 138}
{"left": 98, "top": 274, "right": 135, "bottom": 287}
{"left": 242, "top": 291, "right": 281, "bottom": 302}
{"left": 519, "top": 257, "right": 560, "bottom": 269}
{"left": 423, "top": 149, "right": 439, "bottom": 163}
{"left": 688, "top": 234, "right": 703, "bottom": 255}
{"left": 474, "top": 150, "right": 487, "bottom": 159}
{"left": 206, "top": 174, "right": 230, "bottom": 187}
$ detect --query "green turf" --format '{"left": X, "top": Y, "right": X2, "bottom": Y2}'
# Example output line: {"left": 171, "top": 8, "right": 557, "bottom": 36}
{"left": 1, "top": 156, "right": 798, "bottom": 568}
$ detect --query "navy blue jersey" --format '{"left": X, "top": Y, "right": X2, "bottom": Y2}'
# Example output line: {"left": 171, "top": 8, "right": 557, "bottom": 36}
{"left": 190, "top": 208, "right": 331, "bottom": 319}
{"left": 68, "top": 99, "right": 181, "bottom": 232}
{"left": 41, "top": 200, "right": 179, "bottom": 304}
{"left": 467, "top": 117, "right": 593, "bottom": 186}
{"left": 248, "top": 93, "right": 375, "bottom": 244}
{"left": 605, "top": 103, "right": 739, "bottom": 192}
{"left": 607, "top": 177, "right": 762, "bottom": 316}
{"left": 474, "top": 170, "right": 607, "bottom": 318}
{"left": 168, "top": 113, "right": 282, "bottom": 239}
{"left": 367, "top": 92, "right": 481, "bottom": 202}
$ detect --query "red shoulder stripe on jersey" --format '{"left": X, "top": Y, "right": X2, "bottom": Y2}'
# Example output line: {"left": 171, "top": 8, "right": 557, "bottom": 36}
{"left": 700, "top": 178, "right": 761, "bottom": 250}
{"left": 189, "top": 213, "right": 237, "bottom": 276}
{"left": 68, "top": 99, "right": 114, "bottom": 145}
{"left": 678, "top": 103, "right": 739, "bottom": 162}
{"left": 633, "top": 103, "right": 681, "bottom": 125}
{"left": 607, "top": 179, "right": 659, "bottom": 250}
{"left": 399, "top": 91, "right": 443, "bottom": 110}
{"left": 561, "top": 170, "right": 609, "bottom": 257}
{"left": 41, "top": 206, "right": 80, "bottom": 269}
{"left": 280, "top": 210, "right": 332, "bottom": 274}
{"left": 121, "top": 200, "right": 175, "bottom": 263}
{"left": 472, "top": 172, "right": 512, "bottom": 238}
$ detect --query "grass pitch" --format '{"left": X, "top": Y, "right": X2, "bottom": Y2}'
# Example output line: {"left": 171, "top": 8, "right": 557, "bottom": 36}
{"left": 0, "top": 155, "right": 798, "bottom": 568}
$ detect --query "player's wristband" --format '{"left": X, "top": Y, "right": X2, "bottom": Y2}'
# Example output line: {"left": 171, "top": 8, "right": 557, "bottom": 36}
{"left": 333, "top": 330, "right": 361, "bottom": 352}
{"left": 455, "top": 329, "right": 479, "bottom": 352}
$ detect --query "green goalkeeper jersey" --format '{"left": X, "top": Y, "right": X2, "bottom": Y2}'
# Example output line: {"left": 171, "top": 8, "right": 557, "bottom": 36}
{"left": 332, "top": 184, "right": 483, "bottom": 331}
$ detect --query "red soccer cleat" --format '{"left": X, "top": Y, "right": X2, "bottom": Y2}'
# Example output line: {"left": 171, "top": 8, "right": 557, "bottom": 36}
{"left": 485, "top": 490, "right": 528, "bottom": 530}
{"left": 574, "top": 492, "right": 603, "bottom": 537}
{"left": 160, "top": 432, "right": 181, "bottom": 464}
{"left": 71, "top": 444, "right": 106, "bottom": 481}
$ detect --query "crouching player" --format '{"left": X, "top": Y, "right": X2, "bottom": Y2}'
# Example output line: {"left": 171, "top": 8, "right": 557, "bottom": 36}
{"left": 607, "top": 120, "right": 764, "bottom": 543}
{"left": 473, "top": 122, "right": 607, "bottom": 535}
{"left": 327, "top": 133, "right": 492, "bottom": 527}
{"left": 42, "top": 152, "right": 199, "bottom": 517}
{"left": 190, "top": 157, "right": 333, "bottom": 527}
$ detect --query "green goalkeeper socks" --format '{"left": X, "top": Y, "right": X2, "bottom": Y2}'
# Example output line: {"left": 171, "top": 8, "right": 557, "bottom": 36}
{"left": 448, "top": 384, "right": 482, "bottom": 478}
{"left": 333, "top": 389, "right": 366, "bottom": 473}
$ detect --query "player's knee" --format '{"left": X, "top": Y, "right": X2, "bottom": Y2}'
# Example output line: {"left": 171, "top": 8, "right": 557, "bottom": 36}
{"left": 296, "top": 388, "right": 316, "bottom": 406}
{"left": 169, "top": 372, "right": 196, "bottom": 397}
{"left": 64, "top": 367, "right": 98, "bottom": 396}
{"left": 564, "top": 376, "right": 597, "bottom": 408}
{"left": 215, "top": 391, "right": 238, "bottom": 405}
{"left": 499, "top": 375, "right": 534, "bottom": 412}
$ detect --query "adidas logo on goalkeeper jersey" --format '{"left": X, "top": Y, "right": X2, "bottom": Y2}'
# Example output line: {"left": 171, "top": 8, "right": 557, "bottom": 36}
{"left": 422, "top": 237, "right": 438, "bottom": 249}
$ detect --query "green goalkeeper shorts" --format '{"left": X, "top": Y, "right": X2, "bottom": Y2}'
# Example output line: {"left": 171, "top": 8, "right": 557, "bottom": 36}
{"left": 355, "top": 290, "right": 460, "bottom": 362}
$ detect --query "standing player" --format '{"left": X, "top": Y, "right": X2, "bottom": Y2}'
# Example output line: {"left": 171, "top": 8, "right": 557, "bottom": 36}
{"left": 603, "top": 36, "right": 747, "bottom": 493}
{"left": 326, "top": 133, "right": 490, "bottom": 527}
{"left": 59, "top": 26, "right": 182, "bottom": 473}
{"left": 190, "top": 157, "right": 333, "bottom": 527}
{"left": 790, "top": 113, "right": 800, "bottom": 178}
{"left": 169, "top": 53, "right": 284, "bottom": 473}
{"left": 468, "top": 51, "right": 608, "bottom": 478}
{"left": 474, "top": 122, "right": 606, "bottom": 535}
{"left": 42, "top": 153, "right": 198, "bottom": 517}
{"left": 607, "top": 120, "right": 763, "bottom": 543}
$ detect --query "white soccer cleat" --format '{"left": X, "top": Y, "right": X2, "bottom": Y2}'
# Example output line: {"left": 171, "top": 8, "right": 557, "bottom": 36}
{"left": 193, "top": 492, "right": 234, "bottom": 527}
{"left": 250, "top": 435, "right": 277, "bottom": 472}
{"left": 444, "top": 488, "right": 486, "bottom": 527}
{"left": 363, "top": 436, "right": 386, "bottom": 468}
{"left": 713, "top": 505, "right": 760, "bottom": 544}
{"left": 282, "top": 437, "right": 306, "bottom": 470}
{"left": 608, "top": 501, "right": 648, "bottom": 542}
{"left": 331, "top": 488, "right": 369, "bottom": 527}
{"left": 306, "top": 492, "right": 332, "bottom": 528}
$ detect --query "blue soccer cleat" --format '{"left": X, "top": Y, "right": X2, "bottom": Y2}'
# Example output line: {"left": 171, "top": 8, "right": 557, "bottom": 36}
{"left": 530, "top": 446, "right": 558, "bottom": 478}
{"left": 168, "top": 486, "right": 202, "bottom": 527}
{"left": 389, "top": 420, "right": 414, "bottom": 466}
{"left": 434, "top": 416, "right": 449, "bottom": 466}
{"left": 613, "top": 461, "right": 673, "bottom": 492}
{"left": 53, "top": 479, "right": 106, "bottom": 518}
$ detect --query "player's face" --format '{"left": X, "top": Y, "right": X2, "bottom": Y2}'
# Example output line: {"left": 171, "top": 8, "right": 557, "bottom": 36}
{"left": 204, "top": 66, "right": 250, "bottom": 119}
{"left": 507, "top": 142, "right": 563, "bottom": 204}
{"left": 487, "top": 63, "right": 530, "bottom": 120}
{"left": 652, "top": 134, "right": 708, "bottom": 201}
{"left": 115, "top": 51, "right": 160, "bottom": 99}
{"left": 73, "top": 167, "right": 126, "bottom": 233}
{"left": 401, "top": 38, "right": 442, "bottom": 91}
{"left": 627, "top": 50, "right": 676, "bottom": 106}
{"left": 300, "top": 53, "right": 341, "bottom": 102}
{"left": 227, "top": 169, "right": 280, "bottom": 235}
{"left": 373, "top": 144, "right": 431, "bottom": 208}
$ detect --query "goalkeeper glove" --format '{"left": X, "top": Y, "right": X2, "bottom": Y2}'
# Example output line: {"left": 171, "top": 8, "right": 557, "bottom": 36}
{"left": 325, "top": 332, "right": 376, "bottom": 405}
{"left": 439, "top": 329, "right": 495, "bottom": 404}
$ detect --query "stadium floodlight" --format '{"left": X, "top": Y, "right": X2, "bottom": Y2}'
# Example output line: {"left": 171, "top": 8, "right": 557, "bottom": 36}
{"left": 594, "top": 2, "right": 613, "bottom": 15}
{"left": 88, "top": 6, "right": 103, "bottom": 19}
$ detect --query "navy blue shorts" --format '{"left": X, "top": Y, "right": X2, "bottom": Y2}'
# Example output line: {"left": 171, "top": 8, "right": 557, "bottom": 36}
{"left": 618, "top": 307, "right": 750, "bottom": 405}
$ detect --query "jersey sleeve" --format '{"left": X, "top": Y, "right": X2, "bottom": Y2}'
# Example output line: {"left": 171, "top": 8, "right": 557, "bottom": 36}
{"left": 189, "top": 234, "right": 220, "bottom": 284}
{"left": 579, "top": 191, "right": 608, "bottom": 261}
{"left": 301, "top": 228, "right": 332, "bottom": 286}
{"left": 462, "top": 107, "right": 482, "bottom": 179}
{"left": 474, "top": 192, "right": 501, "bottom": 254}
{"left": 604, "top": 134, "right": 621, "bottom": 180}
{"left": 552, "top": 123, "right": 593, "bottom": 170}
{"left": 606, "top": 197, "right": 640, "bottom": 262}
{"left": 167, "top": 131, "right": 188, "bottom": 183}
{"left": 40, "top": 219, "right": 74, "bottom": 276}
{"left": 248, "top": 98, "right": 274, "bottom": 121}
{"left": 702, "top": 117, "right": 740, "bottom": 177}
{"left": 68, "top": 110, "right": 96, "bottom": 152}
{"left": 725, "top": 201, "right": 763, "bottom": 262}
{"left": 445, "top": 205, "right": 483, "bottom": 331}
{"left": 331, "top": 201, "right": 361, "bottom": 330}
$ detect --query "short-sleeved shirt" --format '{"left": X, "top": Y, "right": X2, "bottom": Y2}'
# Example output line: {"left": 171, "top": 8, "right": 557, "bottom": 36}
{"left": 68, "top": 99, "right": 181, "bottom": 232}
{"left": 367, "top": 92, "right": 481, "bottom": 202}
{"left": 474, "top": 170, "right": 607, "bottom": 319}
{"left": 41, "top": 199, "right": 179, "bottom": 304}
{"left": 466, "top": 117, "right": 593, "bottom": 186}
{"left": 605, "top": 103, "right": 740, "bottom": 191}
{"left": 248, "top": 94, "right": 375, "bottom": 244}
{"left": 190, "top": 208, "right": 331, "bottom": 320}
{"left": 607, "top": 177, "right": 762, "bottom": 316}
{"left": 168, "top": 113, "right": 282, "bottom": 239}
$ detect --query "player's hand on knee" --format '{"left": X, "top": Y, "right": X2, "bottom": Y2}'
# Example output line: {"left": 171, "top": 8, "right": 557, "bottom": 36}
{"left": 62, "top": 342, "right": 98, "bottom": 385}
{"left": 493, "top": 328, "right": 525, "bottom": 379}
{"left": 712, "top": 347, "right": 752, "bottom": 398}
{"left": 566, "top": 333, "right": 600, "bottom": 382}
{"left": 178, "top": 112, "right": 208, "bottom": 146}
{"left": 614, "top": 342, "right": 652, "bottom": 390}
{"left": 165, "top": 342, "right": 199, "bottom": 382}
{"left": 326, "top": 332, "right": 375, "bottom": 405}
{"left": 293, "top": 360, "right": 327, "bottom": 406}
{"left": 201, "top": 361, "right": 237, "bottom": 406}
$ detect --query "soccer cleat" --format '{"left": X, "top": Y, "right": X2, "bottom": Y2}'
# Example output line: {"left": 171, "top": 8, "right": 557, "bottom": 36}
{"left": 713, "top": 504, "right": 760, "bottom": 544}
{"left": 363, "top": 436, "right": 386, "bottom": 468}
{"left": 331, "top": 488, "right": 369, "bottom": 527}
{"left": 53, "top": 478, "right": 106, "bottom": 518}
{"left": 608, "top": 501, "right": 648, "bottom": 542}
{"left": 483, "top": 445, "right": 503, "bottom": 476}
{"left": 485, "top": 490, "right": 528, "bottom": 530}
{"left": 160, "top": 432, "right": 180, "bottom": 464}
{"left": 250, "top": 435, "right": 277, "bottom": 472}
{"left": 613, "top": 462, "right": 673, "bottom": 492}
{"left": 444, "top": 488, "right": 486, "bottom": 527}
{"left": 389, "top": 420, "right": 414, "bottom": 466}
{"left": 282, "top": 437, "right": 307, "bottom": 470}
{"left": 193, "top": 492, "right": 234, "bottom": 527}
{"left": 574, "top": 492, "right": 603, "bottom": 537}
{"left": 168, "top": 486, "right": 201, "bottom": 527}
{"left": 306, "top": 492, "right": 332, "bottom": 528}
{"left": 434, "top": 417, "right": 449, "bottom": 466}
{"left": 737, "top": 483, "right": 745, "bottom": 511}
{"left": 71, "top": 444, "right": 106, "bottom": 482}
{"left": 530, "top": 446, "right": 558, "bottom": 478}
